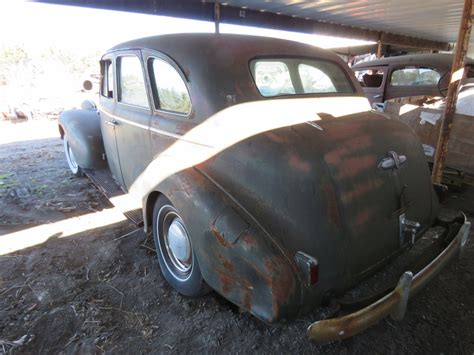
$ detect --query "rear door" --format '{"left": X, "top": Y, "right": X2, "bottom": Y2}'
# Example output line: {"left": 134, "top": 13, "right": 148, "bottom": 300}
{"left": 114, "top": 51, "right": 153, "bottom": 192}
{"left": 99, "top": 54, "right": 124, "bottom": 187}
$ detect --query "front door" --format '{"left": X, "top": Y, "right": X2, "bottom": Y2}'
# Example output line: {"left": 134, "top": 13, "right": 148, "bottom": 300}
{"left": 99, "top": 55, "right": 125, "bottom": 188}
{"left": 113, "top": 51, "right": 152, "bottom": 193}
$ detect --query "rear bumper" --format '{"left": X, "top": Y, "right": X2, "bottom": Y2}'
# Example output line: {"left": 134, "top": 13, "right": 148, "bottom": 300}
{"left": 307, "top": 212, "right": 471, "bottom": 342}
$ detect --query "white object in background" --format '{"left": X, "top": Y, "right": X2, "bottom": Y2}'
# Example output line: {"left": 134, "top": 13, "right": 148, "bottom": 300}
{"left": 419, "top": 111, "right": 441, "bottom": 125}
{"left": 422, "top": 144, "right": 435, "bottom": 157}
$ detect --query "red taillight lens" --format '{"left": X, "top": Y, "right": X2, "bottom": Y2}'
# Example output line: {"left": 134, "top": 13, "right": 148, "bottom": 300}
{"left": 295, "top": 251, "right": 319, "bottom": 287}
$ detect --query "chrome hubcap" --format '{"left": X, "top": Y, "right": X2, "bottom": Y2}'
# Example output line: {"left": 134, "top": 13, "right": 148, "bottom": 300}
{"left": 68, "top": 145, "right": 78, "bottom": 170}
{"left": 157, "top": 206, "right": 193, "bottom": 279}
{"left": 165, "top": 218, "right": 192, "bottom": 273}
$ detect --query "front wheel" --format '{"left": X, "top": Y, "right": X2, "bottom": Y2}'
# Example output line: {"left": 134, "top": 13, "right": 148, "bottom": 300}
{"left": 63, "top": 135, "right": 83, "bottom": 177}
{"left": 153, "top": 195, "right": 210, "bottom": 297}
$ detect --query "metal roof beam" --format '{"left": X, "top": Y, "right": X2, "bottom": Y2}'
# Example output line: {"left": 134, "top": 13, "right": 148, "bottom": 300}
{"left": 31, "top": 0, "right": 451, "bottom": 51}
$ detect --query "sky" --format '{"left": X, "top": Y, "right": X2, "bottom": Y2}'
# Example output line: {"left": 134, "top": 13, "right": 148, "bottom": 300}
{"left": 0, "top": 0, "right": 374, "bottom": 54}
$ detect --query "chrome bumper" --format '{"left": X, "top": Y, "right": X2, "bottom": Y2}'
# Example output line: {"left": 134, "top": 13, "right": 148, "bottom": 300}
{"left": 307, "top": 213, "right": 471, "bottom": 342}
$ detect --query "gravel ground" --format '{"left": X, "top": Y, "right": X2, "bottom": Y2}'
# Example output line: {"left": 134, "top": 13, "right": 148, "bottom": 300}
{"left": 0, "top": 120, "right": 473, "bottom": 354}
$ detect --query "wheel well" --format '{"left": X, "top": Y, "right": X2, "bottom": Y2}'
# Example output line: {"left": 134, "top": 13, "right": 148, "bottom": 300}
{"left": 145, "top": 191, "right": 162, "bottom": 229}
{"left": 58, "top": 124, "right": 65, "bottom": 139}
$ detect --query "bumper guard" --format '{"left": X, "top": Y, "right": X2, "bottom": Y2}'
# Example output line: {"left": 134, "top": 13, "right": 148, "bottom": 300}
{"left": 307, "top": 213, "right": 471, "bottom": 342}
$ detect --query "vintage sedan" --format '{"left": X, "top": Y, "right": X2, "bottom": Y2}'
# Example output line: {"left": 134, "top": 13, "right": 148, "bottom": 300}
{"left": 352, "top": 54, "right": 474, "bottom": 105}
{"left": 58, "top": 34, "right": 470, "bottom": 342}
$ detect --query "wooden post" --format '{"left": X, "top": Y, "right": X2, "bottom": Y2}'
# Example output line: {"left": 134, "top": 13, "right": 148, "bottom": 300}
{"left": 376, "top": 41, "right": 383, "bottom": 58}
{"left": 432, "top": 0, "right": 473, "bottom": 184}
{"left": 214, "top": 0, "right": 220, "bottom": 34}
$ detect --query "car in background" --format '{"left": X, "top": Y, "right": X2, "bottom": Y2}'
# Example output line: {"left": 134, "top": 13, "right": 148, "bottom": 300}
{"left": 58, "top": 34, "right": 470, "bottom": 342}
{"left": 352, "top": 54, "right": 474, "bottom": 106}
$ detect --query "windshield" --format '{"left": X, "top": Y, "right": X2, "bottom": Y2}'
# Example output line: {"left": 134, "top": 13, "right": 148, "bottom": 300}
{"left": 250, "top": 58, "right": 354, "bottom": 97}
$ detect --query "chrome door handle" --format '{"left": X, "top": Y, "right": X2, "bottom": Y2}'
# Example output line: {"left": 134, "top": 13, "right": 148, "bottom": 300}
{"left": 106, "top": 120, "right": 118, "bottom": 126}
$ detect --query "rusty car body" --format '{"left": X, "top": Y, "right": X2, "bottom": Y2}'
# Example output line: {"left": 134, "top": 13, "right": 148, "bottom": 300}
{"left": 58, "top": 34, "right": 470, "bottom": 342}
{"left": 352, "top": 54, "right": 474, "bottom": 106}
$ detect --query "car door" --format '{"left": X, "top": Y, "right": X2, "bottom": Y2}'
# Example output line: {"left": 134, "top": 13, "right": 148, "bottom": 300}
{"left": 353, "top": 65, "right": 388, "bottom": 105}
{"left": 99, "top": 54, "right": 125, "bottom": 187}
{"left": 141, "top": 50, "right": 196, "bottom": 163}
{"left": 113, "top": 51, "right": 152, "bottom": 192}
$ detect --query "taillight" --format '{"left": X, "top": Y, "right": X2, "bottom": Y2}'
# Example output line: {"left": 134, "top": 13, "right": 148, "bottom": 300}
{"left": 295, "top": 251, "right": 319, "bottom": 286}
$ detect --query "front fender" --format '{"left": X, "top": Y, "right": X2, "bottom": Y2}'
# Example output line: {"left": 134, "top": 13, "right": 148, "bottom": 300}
{"left": 143, "top": 167, "right": 304, "bottom": 322}
{"left": 58, "top": 108, "right": 106, "bottom": 169}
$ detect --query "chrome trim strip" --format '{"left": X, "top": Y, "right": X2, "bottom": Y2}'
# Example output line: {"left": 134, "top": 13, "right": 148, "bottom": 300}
{"left": 107, "top": 113, "right": 213, "bottom": 148}
{"left": 306, "top": 121, "right": 324, "bottom": 131}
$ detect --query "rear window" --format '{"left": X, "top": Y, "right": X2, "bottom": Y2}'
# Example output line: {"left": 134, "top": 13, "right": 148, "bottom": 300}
{"left": 250, "top": 58, "right": 353, "bottom": 97}
{"left": 354, "top": 69, "right": 385, "bottom": 88}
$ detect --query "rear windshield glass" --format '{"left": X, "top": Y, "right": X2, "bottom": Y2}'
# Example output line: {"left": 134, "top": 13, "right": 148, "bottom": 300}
{"left": 250, "top": 58, "right": 354, "bottom": 97}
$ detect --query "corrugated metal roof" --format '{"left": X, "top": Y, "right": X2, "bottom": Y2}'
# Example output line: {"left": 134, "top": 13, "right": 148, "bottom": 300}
{"left": 220, "top": 0, "right": 466, "bottom": 43}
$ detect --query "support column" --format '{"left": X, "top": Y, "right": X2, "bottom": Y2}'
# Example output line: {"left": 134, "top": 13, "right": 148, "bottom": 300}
{"left": 214, "top": 0, "right": 220, "bottom": 34}
{"left": 432, "top": 0, "right": 473, "bottom": 184}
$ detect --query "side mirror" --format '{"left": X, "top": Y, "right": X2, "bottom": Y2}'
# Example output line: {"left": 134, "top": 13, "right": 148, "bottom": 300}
{"left": 83, "top": 80, "right": 93, "bottom": 91}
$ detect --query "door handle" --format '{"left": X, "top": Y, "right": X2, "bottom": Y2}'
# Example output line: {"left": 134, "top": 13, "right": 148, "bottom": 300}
{"left": 106, "top": 120, "right": 118, "bottom": 126}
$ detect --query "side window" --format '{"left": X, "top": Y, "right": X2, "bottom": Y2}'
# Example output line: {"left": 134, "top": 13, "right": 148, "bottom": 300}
{"left": 390, "top": 67, "right": 441, "bottom": 86}
{"left": 354, "top": 69, "right": 384, "bottom": 88}
{"left": 150, "top": 58, "right": 191, "bottom": 114}
{"left": 299, "top": 64, "right": 336, "bottom": 93}
{"left": 101, "top": 60, "right": 113, "bottom": 99}
{"left": 254, "top": 61, "right": 295, "bottom": 97}
{"left": 118, "top": 56, "right": 149, "bottom": 108}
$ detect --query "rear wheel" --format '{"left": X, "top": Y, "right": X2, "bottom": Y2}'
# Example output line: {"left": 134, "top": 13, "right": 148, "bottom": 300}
{"left": 63, "top": 135, "right": 83, "bottom": 177}
{"left": 152, "top": 195, "right": 209, "bottom": 297}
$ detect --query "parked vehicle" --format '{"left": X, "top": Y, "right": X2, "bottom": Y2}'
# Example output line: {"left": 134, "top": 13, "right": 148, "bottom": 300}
{"left": 353, "top": 54, "right": 474, "bottom": 180}
{"left": 352, "top": 54, "right": 474, "bottom": 106}
{"left": 58, "top": 34, "right": 470, "bottom": 342}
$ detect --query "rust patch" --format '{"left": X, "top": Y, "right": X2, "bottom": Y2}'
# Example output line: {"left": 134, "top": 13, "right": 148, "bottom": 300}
{"left": 219, "top": 272, "right": 234, "bottom": 294}
{"left": 218, "top": 254, "right": 236, "bottom": 273}
{"left": 323, "top": 183, "right": 341, "bottom": 226}
{"left": 240, "top": 232, "right": 258, "bottom": 250}
{"left": 324, "top": 146, "right": 349, "bottom": 165}
{"left": 266, "top": 132, "right": 289, "bottom": 144}
{"left": 210, "top": 224, "right": 230, "bottom": 247}
{"left": 344, "top": 134, "right": 372, "bottom": 150}
{"left": 264, "top": 257, "right": 296, "bottom": 320}
{"left": 354, "top": 209, "right": 372, "bottom": 227}
{"left": 341, "top": 179, "right": 384, "bottom": 204}
{"left": 336, "top": 155, "right": 377, "bottom": 180}
{"left": 288, "top": 152, "right": 311, "bottom": 173}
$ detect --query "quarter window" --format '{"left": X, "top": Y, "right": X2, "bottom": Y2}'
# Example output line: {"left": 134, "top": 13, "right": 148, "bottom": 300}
{"left": 118, "top": 56, "right": 149, "bottom": 108}
{"left": 390, "top": 67, "right": 440, "bottom": 86}
{"left": 150, "top": 58, "right": 191, "bottom": 114}
{"left": 101, "top": 60, "right": 113, "bottom": 99}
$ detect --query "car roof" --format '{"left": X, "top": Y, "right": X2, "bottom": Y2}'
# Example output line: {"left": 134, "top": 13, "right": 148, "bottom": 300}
{"left": 106, "top": 33, "right": 344, "bottom": 68}
{"left": 352, "top": 53, "right": 474, "bottom": 71}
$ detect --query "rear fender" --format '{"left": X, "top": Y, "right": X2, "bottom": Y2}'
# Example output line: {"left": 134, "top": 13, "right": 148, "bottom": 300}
{"left": 58, "top": 108, "right": 106, "bottom": 169}
{"left": 143, "top": 167, "right": 303, "bottom": 322}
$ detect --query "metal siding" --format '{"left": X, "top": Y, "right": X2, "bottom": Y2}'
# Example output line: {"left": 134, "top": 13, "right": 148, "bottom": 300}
{"left": 219, "top": 0, "right": 466, "bottom": 43}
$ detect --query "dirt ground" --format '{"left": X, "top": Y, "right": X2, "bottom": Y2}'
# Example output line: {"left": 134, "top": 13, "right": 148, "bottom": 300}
{"left": 1, "top": 119, "right": 473, "bottom": 354}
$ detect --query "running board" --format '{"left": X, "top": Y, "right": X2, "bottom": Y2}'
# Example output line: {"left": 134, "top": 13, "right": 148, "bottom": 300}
{"left": 84, "top": 168, "right": 144, "bottom": 227}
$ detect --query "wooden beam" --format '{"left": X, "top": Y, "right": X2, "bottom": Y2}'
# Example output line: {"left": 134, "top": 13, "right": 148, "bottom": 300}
{"left": 432, "top": 0, "right": 473, "bottom": 184}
